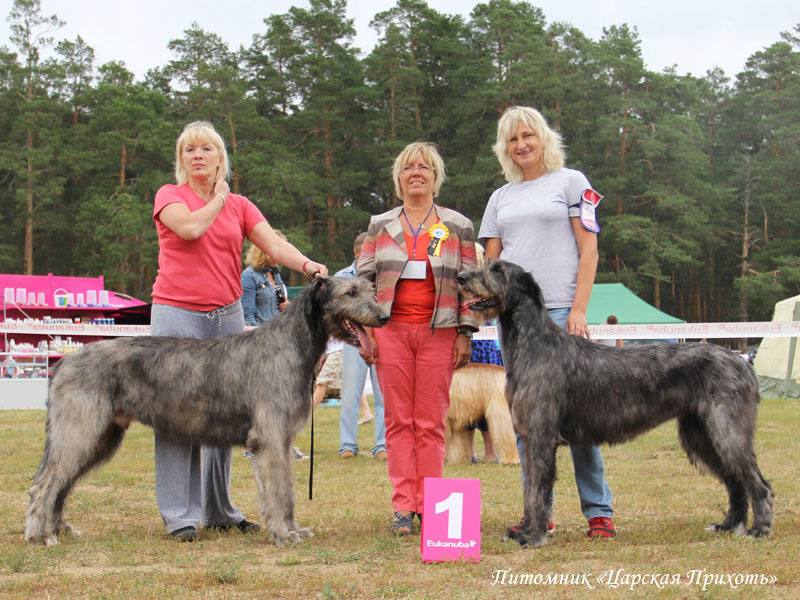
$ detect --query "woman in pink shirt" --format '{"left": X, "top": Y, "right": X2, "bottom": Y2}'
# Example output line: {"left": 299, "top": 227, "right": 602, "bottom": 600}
{"left": 151, "top": 121, "right": 327, "bottom": 541}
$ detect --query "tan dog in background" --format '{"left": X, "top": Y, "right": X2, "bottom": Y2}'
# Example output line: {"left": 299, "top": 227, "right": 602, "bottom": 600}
{"left": 445, "top": 363, "right": 519, "bottom": 464}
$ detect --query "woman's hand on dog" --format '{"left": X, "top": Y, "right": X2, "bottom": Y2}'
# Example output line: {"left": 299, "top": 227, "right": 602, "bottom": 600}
{"left": 453, "top": 334, "right": 472, "bottom": 369}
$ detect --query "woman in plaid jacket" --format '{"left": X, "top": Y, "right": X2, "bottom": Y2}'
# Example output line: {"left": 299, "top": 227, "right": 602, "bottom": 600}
{"left": 357, "top": 141, "right": 478, "bottom": 535}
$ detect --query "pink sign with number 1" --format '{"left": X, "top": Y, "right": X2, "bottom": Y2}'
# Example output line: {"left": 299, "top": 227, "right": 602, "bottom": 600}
{"left": 420, "top": 477, "right": 481, "bottom": 563}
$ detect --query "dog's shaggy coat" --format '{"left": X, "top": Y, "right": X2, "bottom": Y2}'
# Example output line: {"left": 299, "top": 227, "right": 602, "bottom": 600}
{"left": 445, "top": 364, "right": 519, "bottom": 464}
{"left": 457, "top": 260, "right": 774, "bottom": 547}
{"left": 25, "top": 276, "right": 388, "bottom": 546}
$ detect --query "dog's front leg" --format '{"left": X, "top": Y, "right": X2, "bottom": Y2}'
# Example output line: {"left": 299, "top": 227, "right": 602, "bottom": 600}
{"left": 507, "top": 434, "right": 556, "bottom": 548}
{"left": 249, "top": 445, "right": 312, "bottom": 545}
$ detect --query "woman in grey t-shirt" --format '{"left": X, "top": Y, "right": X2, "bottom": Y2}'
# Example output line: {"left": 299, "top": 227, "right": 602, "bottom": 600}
{"left": 479, "top": 105, "right": 616, "bottom": 540}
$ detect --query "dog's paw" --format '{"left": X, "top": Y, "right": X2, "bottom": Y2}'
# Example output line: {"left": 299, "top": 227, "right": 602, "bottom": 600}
{"left": 294, "top": 527, "right": 314, "bottom": 540}
{"left": 24, "top": 530, "right": 59, "bottom": 546}
{"left": 706, "top": 522, "right": 746, "bottom": 535}
{"left": 745, "top": 526, "right": 771, "bottom": 538}
{"left": 285, "top": 531, "right": 303, "bottom": 544}
{"left": 268, "top": 528, "right": 292, "bottom": 546}
{"left": 504, "top": 527, "right": 547, "bottom": 548}
{"left": 271, "top": 529, "right": 308, "bottom": 546}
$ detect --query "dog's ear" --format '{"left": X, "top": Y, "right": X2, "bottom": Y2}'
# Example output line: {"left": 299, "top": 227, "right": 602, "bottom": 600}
{"left": 310, "top": 276, "right": 330, "bottom": 305}
{"left": 311, "top": 276, "right": 328, "bottom": 292}
{"left": 296, "top": 276, "right": 329, "bottom": 316}
{"left": 525, "top": 275, "right": 545, "bottom": 310}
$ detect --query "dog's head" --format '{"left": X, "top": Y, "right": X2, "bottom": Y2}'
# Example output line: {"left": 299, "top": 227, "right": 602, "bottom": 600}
{"left": 457, "top": 259, "right": 544, "bottom": 318}
{"left": 310, "top": 276, "right": 388, "bottom": 353}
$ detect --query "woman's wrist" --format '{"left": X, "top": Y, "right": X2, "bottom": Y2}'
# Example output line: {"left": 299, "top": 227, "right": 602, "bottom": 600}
{"left": 301, "top": 259, "right": 311, "bottom": 275}
{"left": 216, "top": 193, "right": 226, "bottom": 208}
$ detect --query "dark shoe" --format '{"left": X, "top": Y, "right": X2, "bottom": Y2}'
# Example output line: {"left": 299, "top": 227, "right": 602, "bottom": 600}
{"left": 587, "top": 517, "right": 616, "bottom": 538}
{"left": 214, "top": 519, "right": 261, "bottom": 534}
{"left": 170, "top": 526, "right": 197, "bottom": 542}
{"left": 390, "top": 512, "right": 414, "bottom": 535}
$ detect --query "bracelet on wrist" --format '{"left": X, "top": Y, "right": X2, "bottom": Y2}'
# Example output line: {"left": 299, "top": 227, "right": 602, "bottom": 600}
{"left": 301, "top": 259, "right": 311, "bottom": 275}
{"left": 217, "top": 193, "right": 226, "bottom": 208}
{"left": 457, "top": 328, "right": 474, "bottom": 339}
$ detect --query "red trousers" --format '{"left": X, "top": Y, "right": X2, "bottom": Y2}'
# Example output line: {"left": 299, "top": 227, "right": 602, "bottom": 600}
{"left": 374, "top": 320, "right": 457, "bottom": 513}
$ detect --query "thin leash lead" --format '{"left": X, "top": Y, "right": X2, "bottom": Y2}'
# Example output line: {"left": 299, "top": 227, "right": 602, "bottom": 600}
{"left": 309, "top": 381, "right": 314, "bottom": 500}
{"left": 308, "top": 269, "right": 322, "bottom": 501}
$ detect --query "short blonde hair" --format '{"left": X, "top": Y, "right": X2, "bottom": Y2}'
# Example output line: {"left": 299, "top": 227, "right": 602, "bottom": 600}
{"left": 245, "top": 230, "right": 287, "bottom": 270}
{"left": 392, "top": 141, "right": 446, "bottom": 201}
{"left": 493, "top": 106, "right": 565, "bottom": 182}
{"left": 174, "top": 121, "right": 231, "bottom": 185}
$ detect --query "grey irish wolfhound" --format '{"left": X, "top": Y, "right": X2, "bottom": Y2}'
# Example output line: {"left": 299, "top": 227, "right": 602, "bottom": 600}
{"left": 456, "top": 260, "right": 774, "bottom": 547}
{"left": 25, "top": 276, "right": 388, "bottom": 546}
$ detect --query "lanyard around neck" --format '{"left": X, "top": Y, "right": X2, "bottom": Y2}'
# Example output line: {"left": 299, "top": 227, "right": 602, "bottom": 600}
{"left": 402, "top": 205, "right": 434, "bottom": 259}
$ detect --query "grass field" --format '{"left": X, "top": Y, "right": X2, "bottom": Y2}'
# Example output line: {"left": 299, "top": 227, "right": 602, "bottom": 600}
{"left": 0, "top": 397, "right": 797, "bottom": 599}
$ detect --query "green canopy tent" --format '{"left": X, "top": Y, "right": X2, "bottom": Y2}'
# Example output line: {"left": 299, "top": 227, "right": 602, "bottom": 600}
{"left": 587, "top": 283, "right": 684, "bottom": 325}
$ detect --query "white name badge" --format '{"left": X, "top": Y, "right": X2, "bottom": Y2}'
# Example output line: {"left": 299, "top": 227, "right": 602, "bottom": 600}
{"left": 399, "top": 260, "right": 427, "bottom": 279}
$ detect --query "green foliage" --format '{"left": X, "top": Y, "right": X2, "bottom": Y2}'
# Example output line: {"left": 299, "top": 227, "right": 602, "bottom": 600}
{"left": 0, "top": 2, "right": 798, "bottom": 322}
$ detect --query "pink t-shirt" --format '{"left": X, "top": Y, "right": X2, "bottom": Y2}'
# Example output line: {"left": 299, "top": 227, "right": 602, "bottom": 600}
{"left": 152, "top": 183, "right": 266, "bottom": 311}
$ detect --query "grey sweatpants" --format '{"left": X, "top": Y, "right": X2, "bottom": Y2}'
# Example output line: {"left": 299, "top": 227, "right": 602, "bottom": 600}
{"left": 150, "top": 301, "right": 246, "bottom": 533}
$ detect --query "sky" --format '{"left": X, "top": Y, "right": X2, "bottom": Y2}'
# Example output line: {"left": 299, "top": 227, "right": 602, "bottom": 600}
{"left": 1, "top": 0, "right": 798, "bottom": 81}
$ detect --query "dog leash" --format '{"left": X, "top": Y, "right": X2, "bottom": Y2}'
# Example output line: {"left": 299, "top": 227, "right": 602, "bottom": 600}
{"left": 307, "top": 270, "right": 323, "bottom": 501}
{"left": 309, "top": 380, "right": 314, "bottom": 500}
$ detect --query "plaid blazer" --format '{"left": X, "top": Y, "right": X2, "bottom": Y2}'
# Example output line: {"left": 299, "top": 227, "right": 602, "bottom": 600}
{"left": 357, "top": 205, "right": 478, "bottom": 331}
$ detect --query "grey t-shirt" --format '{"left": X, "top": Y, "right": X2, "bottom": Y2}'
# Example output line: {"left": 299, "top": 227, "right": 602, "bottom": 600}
{"left": 478, "top": 168, "right": 594, "bottom": 309}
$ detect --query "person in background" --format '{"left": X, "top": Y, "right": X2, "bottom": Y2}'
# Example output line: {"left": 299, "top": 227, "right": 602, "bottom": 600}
{"left": 358, "top": 141, "right": 477, "bottom": 535}
{"left": 312, "top": 340, "right": 344, "bottom": 409}
{"left": 337, "top": 232, "right": 386, "bottom": 461}
{"left": 479, "top": 106, "right": 615, "bottom": 540}
{"left": 240, "top": 235, "right": 307, "bottom": 460}
{"left": 151, "top": 120, "right": 327, "bottom": 542}
{"left": 358, "top": 394, "right": 375, "bottom": 425}
{"left": 597, "top": 315, "right": 624, "bottom": 348}
{"left": 240, "top": 233, "right": 289, "bottom": 327}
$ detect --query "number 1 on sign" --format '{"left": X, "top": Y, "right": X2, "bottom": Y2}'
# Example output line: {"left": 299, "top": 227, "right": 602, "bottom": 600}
{"left": 435, "top": 492, "right": 463, "bottom": 538}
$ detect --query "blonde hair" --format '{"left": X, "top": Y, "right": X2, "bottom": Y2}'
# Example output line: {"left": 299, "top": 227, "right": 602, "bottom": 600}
{"left": 245, "top": 230, "right": 287, "bottom": 270}
{"left": 493, "top": 106, "right": 565, "bottom": 182}
{"left": 174, "top": 121, "right": 231, "bottom": 185}
{"left": 392, "top": 141, "right": 446, "bottom": 201}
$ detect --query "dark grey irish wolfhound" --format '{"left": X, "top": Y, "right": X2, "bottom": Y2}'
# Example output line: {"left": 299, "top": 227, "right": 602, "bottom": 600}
{"left": 457, "top": 260, "right": 774, "bottom": 548}
{"left": 25, "top": 277, "right": 388, "bottom": 546}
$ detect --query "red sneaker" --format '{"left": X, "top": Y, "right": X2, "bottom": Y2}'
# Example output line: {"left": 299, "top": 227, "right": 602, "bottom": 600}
{"left": 587, "top": 517, "right": 616, "bottom": 538}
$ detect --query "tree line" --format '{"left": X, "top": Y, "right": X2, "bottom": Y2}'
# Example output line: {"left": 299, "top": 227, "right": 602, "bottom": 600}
{"left": 2, "top": 0, "right": 799, "bottom": 326}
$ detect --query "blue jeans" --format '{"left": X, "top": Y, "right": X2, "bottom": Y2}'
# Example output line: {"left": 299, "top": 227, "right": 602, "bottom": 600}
{"left": 339, "top": 343, "right": 386, "bottom": 456}
{"left": 508, "top": 307, "right": 614, "bottom": 520}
